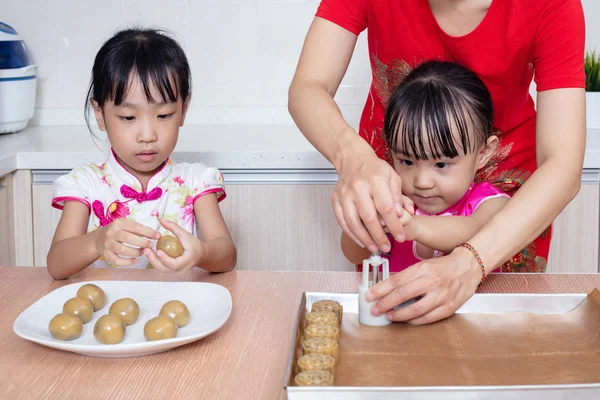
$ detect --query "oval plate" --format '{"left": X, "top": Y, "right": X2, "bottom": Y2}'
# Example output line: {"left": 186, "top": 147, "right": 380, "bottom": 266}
{"left": 13, "top": 281, "right": 232, "bottom": 357}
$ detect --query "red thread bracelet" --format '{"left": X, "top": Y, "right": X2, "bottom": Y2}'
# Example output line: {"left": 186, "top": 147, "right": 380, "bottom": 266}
{"left": 457, "top": 242, "right": 486, "bottom": 291}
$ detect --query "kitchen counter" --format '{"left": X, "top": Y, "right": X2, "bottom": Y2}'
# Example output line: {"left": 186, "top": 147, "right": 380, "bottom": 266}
{"left": 1, "top": 267, "right": 600, "bottom": 400}
{"left": 0, "top": 125, "right": 333, "bottom": 179}
{"left": 2, "top": 125, "right": 600, "bottom": 179}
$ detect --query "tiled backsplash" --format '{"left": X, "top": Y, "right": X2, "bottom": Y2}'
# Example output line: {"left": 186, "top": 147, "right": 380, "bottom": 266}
{"left": 2, "top": 0, "right": 599, "bottom": 126}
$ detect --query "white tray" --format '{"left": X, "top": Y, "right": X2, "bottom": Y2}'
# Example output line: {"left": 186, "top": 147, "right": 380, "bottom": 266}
{"left": 285, "top": 292, "right": 600, "bottom": 400}
{"left": 13, "top": 280, "right": 232, "bottom": 357}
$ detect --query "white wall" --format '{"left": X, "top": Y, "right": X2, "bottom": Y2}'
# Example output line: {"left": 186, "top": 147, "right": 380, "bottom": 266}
{"left": 584, "top": 0, "right": 600, "bottom": 53}
{"left": 2, "top": 0, "right": 369, "bottom": 126}
{"left": 2, "top": 0, "right": 598, "bottom": 126}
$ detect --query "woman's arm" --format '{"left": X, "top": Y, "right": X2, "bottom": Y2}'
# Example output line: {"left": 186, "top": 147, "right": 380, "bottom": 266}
{"left": 289, "top": 17, "right": 358, "bottom": 165}
{"left": 408, "top": 197, "right": 510, "bottom": 254}
{"left": 289, "top": 17, "right": 406, "bottom": 253}
{"left": 467, "top": 88, "right": 585, "bottom": 269}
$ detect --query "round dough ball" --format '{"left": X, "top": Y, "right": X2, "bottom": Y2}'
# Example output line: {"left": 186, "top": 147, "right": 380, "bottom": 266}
{"left": 144, "top": 315, "right": 178, "bottom": 341}
{"left": 94, "top": 314, "right": 126, "bottom": 344}
{"left": 63, "top": 297, "right": 94, "bottom": 324}
{"left": 49, "top": 313, "right": 83, "bottom": 341}
{"left": 159, "top": 300, "right": 190, "bottom": 328}
{"left": 76, "top": 284, "right": 106, "bottom": 311}
{"left": 109, "top": 298, "right": 140, "bottom": 326}
{"left": 156, "top": 235, "right": 184, "bottom": 258}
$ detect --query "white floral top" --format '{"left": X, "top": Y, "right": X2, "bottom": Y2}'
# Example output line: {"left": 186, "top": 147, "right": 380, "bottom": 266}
{"left": 52, "top": 149, "right": 226, "bottom": 269}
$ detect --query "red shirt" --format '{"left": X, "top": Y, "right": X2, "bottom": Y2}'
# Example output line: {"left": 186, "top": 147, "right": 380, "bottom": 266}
{"left": 316, "top": 0, "right": 585, "bottom": 272}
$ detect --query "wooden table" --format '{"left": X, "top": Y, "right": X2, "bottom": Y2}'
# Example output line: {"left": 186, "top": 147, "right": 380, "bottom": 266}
{"left": 1, "top": 267, "right": 600, "bottom": 400}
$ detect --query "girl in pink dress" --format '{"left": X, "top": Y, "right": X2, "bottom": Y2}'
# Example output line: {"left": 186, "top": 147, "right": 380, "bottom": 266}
{"left": 342, "top": 61, "right": 509, "bottom": 272}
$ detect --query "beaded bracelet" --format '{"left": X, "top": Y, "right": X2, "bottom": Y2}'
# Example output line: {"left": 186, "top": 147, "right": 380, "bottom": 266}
{"left": 457, "top": 242, "right": 486, "bottom": 291}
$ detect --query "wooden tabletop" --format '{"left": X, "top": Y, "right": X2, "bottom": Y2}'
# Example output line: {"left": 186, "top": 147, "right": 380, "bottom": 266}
{"left": 1, "top": 267, "right": 600, "bottom": 400}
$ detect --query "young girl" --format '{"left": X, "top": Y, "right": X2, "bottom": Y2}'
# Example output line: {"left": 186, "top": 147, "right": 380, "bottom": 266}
{"left": 47, "top": 28, "right": 237, "bottom": 279}
{"left": 342, "top": 61, "right": 509, "bottom": 271}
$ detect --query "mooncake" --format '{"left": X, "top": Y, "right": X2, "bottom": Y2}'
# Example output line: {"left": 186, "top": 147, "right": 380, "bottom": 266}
{"left": 306, "top": 311, "right": 338, "bottom": 328}
{"left": 311, "top": 300, "right": 342, "bottom": 325}
{"left": 297, "top": 353, "right": 336, "bottom": 376}
{"left": 302, "top": 338, "right": 339, "bottom": 362}
{"left": 304, "top": 323, "right": 339, "bottom": 341}
{"left": 294, "top": 370, "right": 334, "bottom": 386}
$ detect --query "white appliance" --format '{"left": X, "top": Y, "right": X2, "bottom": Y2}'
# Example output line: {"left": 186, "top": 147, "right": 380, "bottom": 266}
{"left": 0, "top": 21, "right": 37, "bottom": 134}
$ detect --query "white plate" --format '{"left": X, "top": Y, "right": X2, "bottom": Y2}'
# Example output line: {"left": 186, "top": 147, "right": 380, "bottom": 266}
{"left": 13, "top": 281, "right": 232, "bottom": 357}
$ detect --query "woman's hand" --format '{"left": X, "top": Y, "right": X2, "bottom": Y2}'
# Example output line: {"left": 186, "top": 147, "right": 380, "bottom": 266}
{"left": 144, "top": 218, "right": 206, "bottom": 272}
{"left": 94, "top": 218, "right": 159, "bottom": 267}
{"left": 365, "top": 246, "right": 482, "bottom": 325}
{"left": 332, "top": 149, "right": 406, "bottom": 253}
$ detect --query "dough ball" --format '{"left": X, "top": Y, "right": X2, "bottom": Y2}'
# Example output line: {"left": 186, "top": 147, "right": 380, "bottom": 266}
{"left": 76, "top": 284, "right": 106, "bottom": 311}
{"left": 93, "top": 314, "right": 126, "bottom": 344}
{"left": 49, "top": 313, "right": 83, "bottom": 341}
{"left": 144, "top": 315, "right": 178, "bottom": 341}
{"left": 159, "top": 300, "right": 190, "bottom": 328}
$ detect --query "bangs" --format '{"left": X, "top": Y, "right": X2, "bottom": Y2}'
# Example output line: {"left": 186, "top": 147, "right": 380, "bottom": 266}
{"left": 87, "top": 28, "right": 191, "bottom": 109}
{"left": 383, "top": 61, "right": 494, "bottom": 161}
{"left": 104, "top": 45, "right": 179, "bottom": 105}
{"left": 385, "top": 82, "right": 477, "bottom": 160}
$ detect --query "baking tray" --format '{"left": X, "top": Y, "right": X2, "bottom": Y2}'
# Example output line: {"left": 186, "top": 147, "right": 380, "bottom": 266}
{"left": 284, "top": 291, "right": 600, "bottom": 399}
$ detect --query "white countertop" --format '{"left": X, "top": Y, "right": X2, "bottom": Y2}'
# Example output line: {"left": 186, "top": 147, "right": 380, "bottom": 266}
{"left": 0, "top": 125, "right": 333, "bottom": 178}
{"left": 1, "top": 125, "right": 600, "bottom": 178}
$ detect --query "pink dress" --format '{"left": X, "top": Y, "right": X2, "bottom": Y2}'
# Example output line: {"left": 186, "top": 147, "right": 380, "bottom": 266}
{"left": 385, "top": 182, "right": 509, "bottom": 272}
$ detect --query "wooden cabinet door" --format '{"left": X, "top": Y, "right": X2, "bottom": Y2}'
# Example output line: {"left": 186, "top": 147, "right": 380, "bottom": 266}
{"left": 219, "top": 185, "right": 353, "bottom": 271}
{"left": 547, "top": 181, "right": 599, "bottom": 273}
{"left": 0, "top": 177, "right": 11, "bottom": 265}
{"left": 32, "top": 183, "right": 62, "bottom": 266}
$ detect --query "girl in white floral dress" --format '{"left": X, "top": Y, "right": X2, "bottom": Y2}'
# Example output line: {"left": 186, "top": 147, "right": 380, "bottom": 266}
{"left": 47, "top": 28, "right": 237, "bottom": 279}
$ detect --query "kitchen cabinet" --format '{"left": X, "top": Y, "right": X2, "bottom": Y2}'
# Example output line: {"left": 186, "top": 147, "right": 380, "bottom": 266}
{"left": 32, "top": 183, "right": 61, "bottom": 267}
{"left": 1, "top": 171, "right": 33, "bottom": 266}
{"left": 23, "top": 169, "right": 600, "bottom": 272}
{"left": 547, "top": 174, "right": 600, "bottom": 273}
{"left": 0, "top": 176, "right": 12, "bottom": 265}
{"left": 30, "top": 171, "right": 354, "bottom": 270}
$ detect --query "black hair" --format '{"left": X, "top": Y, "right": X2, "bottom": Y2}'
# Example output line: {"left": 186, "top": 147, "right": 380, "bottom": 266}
{"left": 384, "top": 60, "right": 493, "bottom": 160}
{"left": 84, "top": 27, "right": 191, "bottom": 132}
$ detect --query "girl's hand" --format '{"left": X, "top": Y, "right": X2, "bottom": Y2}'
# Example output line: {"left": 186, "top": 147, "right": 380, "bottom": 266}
{"left": 365, "top": 247, "right": 482, "bottom": 325}
{"left": 381, "top": 195, "right": 415, "bottom": 238}
{"left": 391, "top": 194, "right": 418, "bottom": 240}
{"left": 397, "top": 210, "right": 419, "bottom": 242}
{"left": 332, "top": 151, "right": 406, "bottom": 253}
{"left": 94, "top": 218, "right": 160, "bottom": 267}
{"left": 144, "top": 218, "right": 205, "bottom": 272}
{"left": 400, "top": 195, "right": 415, "bottom": 215}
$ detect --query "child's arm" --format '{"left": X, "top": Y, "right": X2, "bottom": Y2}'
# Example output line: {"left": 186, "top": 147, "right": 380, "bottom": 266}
{"left": 47, "top": 202, "right": 100, "bottom": 279}
{"left": 145, "top": 193, "right": 236, "bottom": 273}
{"left": 406, "top": 197, "right": 510, "bottom": 254}
{"left": 191, "top": 193, "right": 236, "bottom": 272}
{"left": 341, "top": 232, "right": 372, "bottom": 264}
{"left": 47, "top": 202, "right": 160, "bottom": 279}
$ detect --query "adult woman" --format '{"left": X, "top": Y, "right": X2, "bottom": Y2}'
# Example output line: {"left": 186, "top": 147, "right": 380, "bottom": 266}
{"left": 288, "top": 0, "right": 586, "bottom": 324}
